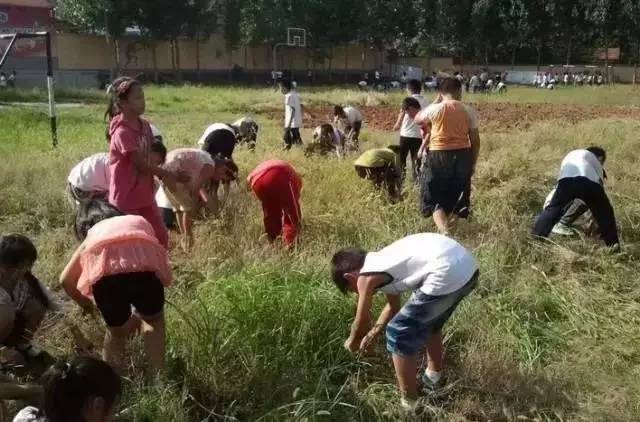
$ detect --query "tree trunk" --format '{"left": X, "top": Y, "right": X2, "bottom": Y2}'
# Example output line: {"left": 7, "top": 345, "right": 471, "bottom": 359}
{"left": 511, "top": 46, "right": 516, "bottom": 66}
{"left": 604, "top": 26, "right": 609, "bottom": 84}
{"left": 566, "top": 38, "right": 572, "bottom": 66}
{"left": 151, "top": 42, "right": 159, "bottom": 84}
{"left": 536, "top": 42, "right": 542, "bottom": 72}
{"left": 175, "top": 39, "right": 182, "bottom": 84}
{"left": 344, "top": 46, "right": 349, "bottom": 82}
{"left": 195, "top": 36, "right": 201, "bottom": 83}
{"left": 228, "top": 46, "right": 233, "bottom": 83}
{"left": 361, "top": 42, "right": 366, "bottom": 73}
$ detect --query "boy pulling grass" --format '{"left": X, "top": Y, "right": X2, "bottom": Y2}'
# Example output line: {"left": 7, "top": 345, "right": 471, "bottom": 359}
{"left": 331, "top": 233, "right": 479, "bottom": 410}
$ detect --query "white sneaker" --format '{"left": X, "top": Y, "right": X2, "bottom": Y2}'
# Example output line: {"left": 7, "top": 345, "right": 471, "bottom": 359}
{"left": 399, "top": 397, "right": 417, "bottom": 412}
{"left": 551, "top": 223, "right": 575, "bottom": 236}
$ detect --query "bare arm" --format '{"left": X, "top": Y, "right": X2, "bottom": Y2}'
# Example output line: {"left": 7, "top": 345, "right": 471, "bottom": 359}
{"left": 359, "top": 294, "right": 402, "bottom": 352}
{"left": 60, "top": 243, "right": 94, "bottom": 311}
{"left": 469, "top": 129, "right": 481, "bottom": 174}
{"left": 345, "top": 274, "right": 386, "bottom": 352}
{"left": 392, "top": 110, "right": 405, "bottom": 131}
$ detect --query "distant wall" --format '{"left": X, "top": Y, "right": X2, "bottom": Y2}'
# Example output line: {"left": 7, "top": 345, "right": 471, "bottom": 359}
{"left": 456, "top": 64, "right": 638, "bottom": 84}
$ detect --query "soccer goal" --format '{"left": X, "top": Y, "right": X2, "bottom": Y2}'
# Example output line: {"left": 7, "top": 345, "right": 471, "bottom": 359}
{"left": 0, "top": 31, "right": 58, "bottom": 147}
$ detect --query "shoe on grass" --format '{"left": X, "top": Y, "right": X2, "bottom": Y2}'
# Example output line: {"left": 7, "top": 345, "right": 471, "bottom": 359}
{"left": 551, "top": 223, "right": 575, "bottom": 236}
{"left": 399, "top": 397, "right": 417, "bottom": 412}
{"left": 420, "top": 370, "right": 446, "bottom": 393}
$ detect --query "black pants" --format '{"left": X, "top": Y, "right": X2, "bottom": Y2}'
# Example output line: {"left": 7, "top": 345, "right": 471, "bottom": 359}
{"left": 533, "top": 177, "right": 619, "bottom": 246}
{"left": 283, "top": 128, "right": 303, "bottom": 149}
{"left": 399, "top": 136, "right": 422, "bottom": 180}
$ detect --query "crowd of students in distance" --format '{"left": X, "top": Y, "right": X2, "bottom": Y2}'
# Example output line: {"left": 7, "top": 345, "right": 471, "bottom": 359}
{"left": 0, "top": 74, "right": 622, "bottom": 418}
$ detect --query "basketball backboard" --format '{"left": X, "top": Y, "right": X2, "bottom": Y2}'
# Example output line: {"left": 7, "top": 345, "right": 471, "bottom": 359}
{"left": 287, "top": 28, "right": 306, "bottom": 47}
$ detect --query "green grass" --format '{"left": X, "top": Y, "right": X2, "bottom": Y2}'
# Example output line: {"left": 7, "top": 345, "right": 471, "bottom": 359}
{"left": 1, "top": 85, "right": 640, "bottom": 421}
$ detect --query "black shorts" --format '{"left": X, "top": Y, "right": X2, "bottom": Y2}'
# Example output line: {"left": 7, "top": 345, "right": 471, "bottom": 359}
{"left": 202, "top": 129, "right": 237, "bottom": 159}
{"left": 283, "top": 128, "right": 303, "bottom": 148}
{"left": 421, "top": 149, "right": 472, "bottom": 218}
{"left": 93, "top": 272, "right": 165, "bottom": 327}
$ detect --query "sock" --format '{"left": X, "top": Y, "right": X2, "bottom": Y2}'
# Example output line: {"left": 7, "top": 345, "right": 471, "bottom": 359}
{"left": 400, "top": 397, "right": 417, "bottom": 411}
{"left": 424, "top": 368, "right": 442, "bottom": 383}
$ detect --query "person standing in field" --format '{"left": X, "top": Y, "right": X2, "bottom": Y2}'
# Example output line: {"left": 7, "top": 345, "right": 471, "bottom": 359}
{"left": 392, "top": 80, "right": 427, "bottom": 181}
{"left": 281, "top": 79, "right": 304, "bottom": 149}
{"left": 331, "top": 233, "right": 479, "bottom": 410}
{"left": 410, "top": 77, "right": 481, "bottom": 234}
{"left": 333, "top": 105, "right": 363, "bottom": 147}
{"left": 105, "top": 77, "right": 187, "bottom": 248}
{"left": 61, "top": 200, "right": 172, "bottom": 378}
{"left": 248, "top": 160, "right": 302, "bottom": 248}
{"left": 533, "top": 147, "right": 619, "bottom": 248}
{"left": 354, "top": 146, "right": 402, "bottom": 201}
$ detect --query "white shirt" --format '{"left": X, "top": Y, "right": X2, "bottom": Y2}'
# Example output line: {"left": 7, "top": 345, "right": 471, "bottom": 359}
{"left": 284, "top": 91, "right": 302, "bottom": 128}
{"left": 155, "top": 185, "right": 172, "bottom": 209}
{"left": 360, "top": 233, "right": 478, "bottom": 296}
{"left": 197, "top": 123, "right": 236, "bottom": 145}
{"left": 67, "top": 152, "right": 110, "bottom": 193}
{"left": 558, "top": 149, "right": 604, "bottom": 184}
{"left": 400, "top": 94, "right": 427, "bottom": 138}
{"left": 343, "top": 106, "right": 363, "bottom": 125}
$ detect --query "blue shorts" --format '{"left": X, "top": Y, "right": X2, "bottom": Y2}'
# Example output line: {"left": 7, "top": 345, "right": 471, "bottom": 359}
{"left": 386, "top": 271, "right": 478, "bottom": 356}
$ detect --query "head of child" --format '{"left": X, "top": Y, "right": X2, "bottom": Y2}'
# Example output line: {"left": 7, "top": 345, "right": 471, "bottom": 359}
{"left": 406, "top": 79, "right": 422, "bottom": 95}
{"left": 0, "top": 234, "right": 36, "bottom": 285}
{"left": 149, "top": 139, "right": 167, "bottom": 167}
{"left": 280, "top": 79, "right": 293, "bottom": 94}
{"left": 319, "top": 123, "right": 334, "bottom": 143}
{"left": 333, "top": 106, "right": 346, "bottom": 119}
{"left": 211, "top": 156, "right": 239, "bottom": 184}
{"left": 587, "top": 146, "right": 606, "bottom": 165}
{"left": 75, "top": 200, "right": 124, "bottom": 241}
{"left": 402, "top": 97, "right": 422, "bottom": 119}
{"left": 438, "top": 77, "right": 463, "bottom": 101}
{"left": 41, "top": 357, "right": 121, "bottom": 422}
{"left": 105, "top": 77, "right": 145, "bottom": 122}
{"left": 331, "top": 248, "right": 368, "bottom": 294}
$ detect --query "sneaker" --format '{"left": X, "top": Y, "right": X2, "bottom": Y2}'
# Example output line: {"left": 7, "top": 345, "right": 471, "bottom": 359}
{"left": 399, "top": 397, "right": 417, "bottom": 412}
{"left": 420, "top": 371, "right": 446, "bottom": 392}
{"left": 551, "top": 223, "right": 575, "bottom": 236}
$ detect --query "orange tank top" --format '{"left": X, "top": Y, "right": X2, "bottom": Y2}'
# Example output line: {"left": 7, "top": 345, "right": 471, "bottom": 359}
{"left": 424, "top": 101, "right": 472, "bottom": 151}
{"left": 77, "top": 215, "right": 172, "bottom": 298}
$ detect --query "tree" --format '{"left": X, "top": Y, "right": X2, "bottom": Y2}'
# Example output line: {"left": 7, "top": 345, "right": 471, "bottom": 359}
{"left": 56, "top": 0, "right": 132, "bottom": 78}
{"left": 498, "top": 0, "right": 531, "bottom": 65}
{"left": 184, "top": 0, "right": 222, "bottom": 83}
{"left": 471, "top": 0, "right": 504, "bottom": 65}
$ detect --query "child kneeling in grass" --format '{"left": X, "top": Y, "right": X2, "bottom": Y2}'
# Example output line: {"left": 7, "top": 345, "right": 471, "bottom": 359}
{"left": 354, "top": 146, "right": 402, "bottom": 201}
{"left": 162, "top": 148, "right": 238, "bottom": 250}
{"left": 248, "top": 160, "right": 302, "bottom": 248}
{"left": 0, "top": 235, "right": 55, "bottom": 367}
{"left": 306, "top": 124, "right": 345, "bottom": 158}
{"left": 331, "top": 233, "right": 479, "bottom": 410}
{"left": 60, "top": 200, "right": 172, "bottom": 378}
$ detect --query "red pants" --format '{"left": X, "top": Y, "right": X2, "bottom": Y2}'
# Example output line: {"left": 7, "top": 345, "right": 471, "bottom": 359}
{"left": 123, "top": 204, "right": 169, "bottom": 248}
{"left": 252, "top": 167, "right": 302, "bottom": 247}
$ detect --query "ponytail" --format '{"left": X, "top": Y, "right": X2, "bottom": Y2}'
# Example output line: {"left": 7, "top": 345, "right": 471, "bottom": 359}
{"left": 104, "top": 76, "right": 141, "bottom": 142}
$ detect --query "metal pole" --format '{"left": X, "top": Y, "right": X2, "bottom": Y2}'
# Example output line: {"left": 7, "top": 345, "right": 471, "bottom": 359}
{"left": 45, "top": 32, "right": 58, "bottom": 148}
{"left": 0, "top": 34, "right": 18, "bottom": 69}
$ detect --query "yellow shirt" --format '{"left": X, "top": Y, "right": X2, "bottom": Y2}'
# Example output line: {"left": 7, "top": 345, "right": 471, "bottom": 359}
{"left": 416, "top": 100, "right": 478, "bottom": 151}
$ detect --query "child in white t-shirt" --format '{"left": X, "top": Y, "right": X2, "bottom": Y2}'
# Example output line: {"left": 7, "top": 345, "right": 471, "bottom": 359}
{"left": 331, "top": 233, "right": 479, "bottom": 409}
{"left": 333, "top": 105, "right": 363, "bottom": 146}
{"left": 281, "top": 79, "right": 303, "bottom": 149}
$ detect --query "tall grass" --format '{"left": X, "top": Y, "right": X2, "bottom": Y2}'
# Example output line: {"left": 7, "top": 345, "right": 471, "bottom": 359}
{"left": 1, "top": 86, "right": 639, "bottom": 420}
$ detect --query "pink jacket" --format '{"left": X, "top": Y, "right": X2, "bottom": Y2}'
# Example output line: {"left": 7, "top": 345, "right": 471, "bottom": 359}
{"left": 77, "top": 215, "right": 172, "bottom": 298}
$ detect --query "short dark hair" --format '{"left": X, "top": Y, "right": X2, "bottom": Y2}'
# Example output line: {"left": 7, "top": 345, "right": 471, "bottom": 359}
{"left": 586, "top": 146, "right": 606, "bottom": 162}
{"left": 42, "top": 357, "right": 121, "bottom": 422}
{"left": 407, "top": 79, "right": 422, "bottom": 94}
{"left": 281, "top": 79, "right": 293, "bottom": 90}
{"left": 75, "top": 199, "right": 124, "bottom": 241}
{"left": 331, "top": 248, "right": 366, "bottom": 294}
{"left": 0, "top": 234, "right": 37, "bottom": 269}
{"left": 438, "top": 77, "right": 462, "bottom": 95}
{"left": 150, "top": 139, "right": 167, "bottom": 163}
{"left": 333, "top": 105, "right": 345, "bottom": 117}
{"left": 402, "top": 97, "right": 421, "bottom": 111}
{"left": 386, "top": 144, "right": 401, "bottom": 154}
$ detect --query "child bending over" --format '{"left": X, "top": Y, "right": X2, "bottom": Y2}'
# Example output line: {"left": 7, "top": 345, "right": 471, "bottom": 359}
{"left": 306, "top": 124, "right": 345, "bottom": 158}
{"left": 333, "top": 105, "right": 363, "bottom": 147}
{"left": 162, "top": 149, "right": 238, "bottom": 250}
{"left": 67, "top": 153, "right": 110, "bottom": 205}
{"left": 60, "top": 200, "right": 172, "bottom": 378}
{"left": 247, "top": 160, "right": 302, "bottom": 248}
{"left": 354, "top": 146, "right": 402, "bottom": 201}
{"left": 331, "top": 233, "right": 479, "bottom": 410}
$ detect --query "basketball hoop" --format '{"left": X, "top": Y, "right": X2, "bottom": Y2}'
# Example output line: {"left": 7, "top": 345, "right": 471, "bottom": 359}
{"left": 287, "top": 28, "right": 306, "bottom": 47}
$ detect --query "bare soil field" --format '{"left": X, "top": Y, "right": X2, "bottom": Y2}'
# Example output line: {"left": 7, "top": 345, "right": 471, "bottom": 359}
{"left": 264, "top": 102, "right": 640, "bottom": 132}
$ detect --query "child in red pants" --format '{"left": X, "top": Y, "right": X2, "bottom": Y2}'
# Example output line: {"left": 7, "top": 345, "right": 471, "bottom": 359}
{"left": 248, "top": 160, "right": 302, "bottom": 247}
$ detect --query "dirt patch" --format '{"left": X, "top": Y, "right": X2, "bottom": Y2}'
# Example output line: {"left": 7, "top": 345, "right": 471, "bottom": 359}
{"left": 261, "top": 103, "right": 640, "bottom": 132}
